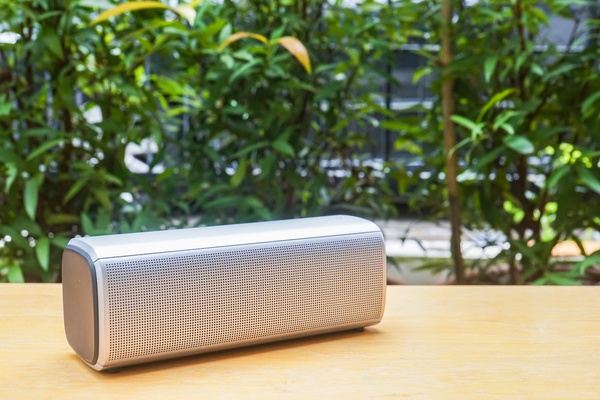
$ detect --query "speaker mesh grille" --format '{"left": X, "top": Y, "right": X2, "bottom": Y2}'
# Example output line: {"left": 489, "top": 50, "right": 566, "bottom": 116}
{"left": 104, "top": 234, "right": 384, "bottom": 361}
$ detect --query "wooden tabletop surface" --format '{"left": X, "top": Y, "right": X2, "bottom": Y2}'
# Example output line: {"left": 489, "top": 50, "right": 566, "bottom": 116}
{"left": 1, "top": 284, "right": 599, "bottom": 399}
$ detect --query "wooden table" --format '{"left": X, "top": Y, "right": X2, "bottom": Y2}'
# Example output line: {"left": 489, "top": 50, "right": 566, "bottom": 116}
{"left": 1, "top": 284, "right": 599, "bottom": 399}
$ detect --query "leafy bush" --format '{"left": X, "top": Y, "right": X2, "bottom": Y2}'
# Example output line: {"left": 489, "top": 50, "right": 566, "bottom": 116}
{"left": 6, "top": 0, "right": 597, "bottom": 285}
{"left": 389, "top": 0, "right": 600, "bottom": 284}
{"left": 139, "top": 0, "right": 402, "bottom": 225}
{"left": 0, "top": 0, "right": 400, "bottom": 282}
{"left": 0, "top": 0, "right": 165, "bottom": 281}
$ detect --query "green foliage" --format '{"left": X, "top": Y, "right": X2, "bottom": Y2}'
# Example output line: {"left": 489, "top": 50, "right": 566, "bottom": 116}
{"left": 0, "top": 0, "right": 400, "bottom": 282}
{"left": 7, "top": 0, "right": 596, "bottom": 285}
{"left": 392, "top": 0, "right": 600, "bottom": 283}
{"left": 0, "top": 0, "right": 164, "bottom": 281}
{"left": 118, "top": 0, "right": 402, "bottom": 225}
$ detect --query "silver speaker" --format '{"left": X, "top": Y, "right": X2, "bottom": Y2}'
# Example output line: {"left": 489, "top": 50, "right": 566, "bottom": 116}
{"left": 62, "top": 215, "right": 386, "bottom": 371}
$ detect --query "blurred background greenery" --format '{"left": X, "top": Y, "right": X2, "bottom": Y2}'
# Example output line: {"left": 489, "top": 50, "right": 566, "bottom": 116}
{"left": 1, "top": 0, "right": 599, "bottom": 284}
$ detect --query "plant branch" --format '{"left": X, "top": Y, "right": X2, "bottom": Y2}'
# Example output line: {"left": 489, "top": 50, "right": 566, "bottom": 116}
{"left": 441, "top": 0, "right": 465, "bottom": 284}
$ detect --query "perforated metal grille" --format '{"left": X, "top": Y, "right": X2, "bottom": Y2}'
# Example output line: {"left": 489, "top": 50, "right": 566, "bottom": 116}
{"left": 104, "top": 234, "right": 384, "bottom": 361}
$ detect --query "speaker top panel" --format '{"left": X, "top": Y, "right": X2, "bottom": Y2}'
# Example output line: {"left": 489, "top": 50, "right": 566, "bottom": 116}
{"left": 66, "top": 215, "right": 381, "bottom": 262}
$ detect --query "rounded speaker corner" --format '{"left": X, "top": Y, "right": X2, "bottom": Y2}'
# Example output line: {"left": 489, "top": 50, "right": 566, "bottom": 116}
{"left": 62, "top": 248, "right": 99, "bottom": 365}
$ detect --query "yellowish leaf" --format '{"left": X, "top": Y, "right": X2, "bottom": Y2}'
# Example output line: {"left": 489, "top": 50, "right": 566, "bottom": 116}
{"left": 91, "top": 1, "right": 168, "bottom": 24}
{"left": 173, "top": 4, "right": 196, "bottom": 25}
{"left": 273, "top": 36, "right": 312, "bottom": 74}
{"left": 91, "top": 1, "right": 197, "bottom": 25}
{"left": 219, "top": 31, "right": 268, "bottom": 50}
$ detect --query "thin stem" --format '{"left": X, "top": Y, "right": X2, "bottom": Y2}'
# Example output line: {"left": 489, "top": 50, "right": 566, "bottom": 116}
{"left": 441, "top": 0, "right": 465, "bottom": 284}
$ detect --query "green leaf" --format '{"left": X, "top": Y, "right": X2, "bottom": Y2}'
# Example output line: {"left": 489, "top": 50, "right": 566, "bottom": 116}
{"left": 77, "top": 0, "right": 115, "bottom": 10}
{"left": 121, "top": 20, "right": 176, "bottom": 42}
{"left": 413, "top": 66, "right": 432, "bottom": 84}
{"left": 577, "top": 166, "right": 600, "bottom": 195}
{"left": 272, "top": 139, "right": 295, "bottom": 157}
{"left": 218, "top": 23, "right": 232, "bottom": 44}
{"left": 544, "top": 63, "right": 577, "bottom": 81}
{"left": 450, "top": 115, "right": 483, "bottom": 137}
{"left": 21, "top": 128, "right": 66, "bottom": 137}
{"left": 515, "top": 53, "right": 528, "bottom": 72}
{"left": 483, "top": 56, "right": 497, "bottom": 83}
{"left": 102, "top": 172, "right": 123, "bottom": 186}
{"left": 245, "top": 196, "right": 271, "bottom": 220}
{"left": 39, "top": 11, "right": 64, "bottom": 20}
{"left": 231, "top": 159, "right": 247, "bottom": 188}
{"left": 203, "top": 145, "right": 220, "bottom": 163}
{"left": 511, "top": 240, "right": 544, "bottom": 266}
{"left": 35, "top": 238, "right": 50, "bottom": 271}
{"left": 231, "top": 141, "right": 269, "bottom": 158}
{"left": 64, "top": 178, "right": 89, "bottom": 204}
{"left": 26, "top": 139, "right": 64, "bottom": 161}
{"left": 532, "top": 276, "right": 548, "bottom": 285}
{"left": 152, "top": 75, "right": 192, "bottom": 96}
{"left": 1, "top": 225, "right": 25, "bottom": 246}
{"left": 545, "top": 166, "right": 569, "bottom": 189}
{"left": 41, "top": 28, "right": 64, "bottom": 59}
{"left": 529, "top": 6, "right": 549, "bottom": 24}
{"left": 530, "top": 63, "right": 544, "bottom": 76}
{"left": 24, "top": 175, "right": 43, "bottom": 220}
{"left": 449, "top": 137, "right": 473, "bottom": 158}
{"left": 91, "top": 188, "right": 111, "bottom": 209}
{"left": 364, "top": 64, "right": 401, "bottom": 89}
{"left": 4, "top": 165, "right": 18, "bottom": 193}
{"left": 547, "top": 273, "right": 581, "bottom": 286}
{"left": 477, "top": 89, "right": 516, "bottom": 123}
{"left": 573, "top": 253, "right": 600, "bottom": 275}
{"left": 394, "top": 138, "right": 423, "bottom": 155}
{"left": 330, "top": 117, "right": 351, "bottom": 132}
{"left": 503, "top": 135, "right": 534, "bottom": 155}
{"left": 204, "top": 195, "right": 243, "bottom": 210}
{"left": 497, "top": 123, "right": 515, "bottom": 135}
{"left": 46, "top": 213, "right": 80, "bottom": 225}
{"left": 583, "top": 150, "right": 600, "bottom": 158}
{"left": 380, "top": 120, "right": 409, "bottom": 131}
{"left": 470, "top": 146, "right": 504, "bottom": 171}
{"left": 270, "top": 25, "right": 286, "bottom": 40}
{"left": 581, "top": 91, "right": 600, "bottom": 117}
{"left": 220, "top": 54, "right": 234, "bottom": 69}
{"left": 7, "top": 265, "right": 25, "bottom": 283}
{"left": 157, "top": 168, "right": 174, "bottom": 183}
{"left": 492, "top": 111, "right": 518, "bottom": 131}
{"left": 314, "top": 81, "right": 343, "bottom": 102}
{"left": 259, "top": 154, "right": 277, "bottom": 179}
{"left": 0, "top": 148, "right": 20, "bottom": 165}
{"left": 51, "top": 236, "right": 70, "bottom": 249}
{"left": 229, "top": 59, "right": 261, "bottom": 83}
{"left": 0, "top": 100, "right": 12, "bottom": 116}
{"left": 81, "top": 213, "right": 94, "bottom": 234}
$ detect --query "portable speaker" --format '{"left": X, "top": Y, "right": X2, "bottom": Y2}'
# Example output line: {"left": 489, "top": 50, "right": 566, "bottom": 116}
{"left": 62, "top": 215, "right": 386, "bottom": 371}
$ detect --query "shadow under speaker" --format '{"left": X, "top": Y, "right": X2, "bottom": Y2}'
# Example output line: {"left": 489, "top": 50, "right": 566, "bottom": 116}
{"left": 62, "top": 215, "right": 386, "bottom": 371}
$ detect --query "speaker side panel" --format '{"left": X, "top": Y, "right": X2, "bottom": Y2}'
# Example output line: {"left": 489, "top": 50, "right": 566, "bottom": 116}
{"left": 98, "top": 232, "right": 385, "bottom": 369}
{"left": 62, "top": 249, "right": 99, "bottom": 365}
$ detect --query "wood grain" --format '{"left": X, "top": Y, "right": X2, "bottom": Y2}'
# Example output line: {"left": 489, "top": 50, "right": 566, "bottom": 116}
{"left": 1, "top": 284, "right": 599, "bottom": 399}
